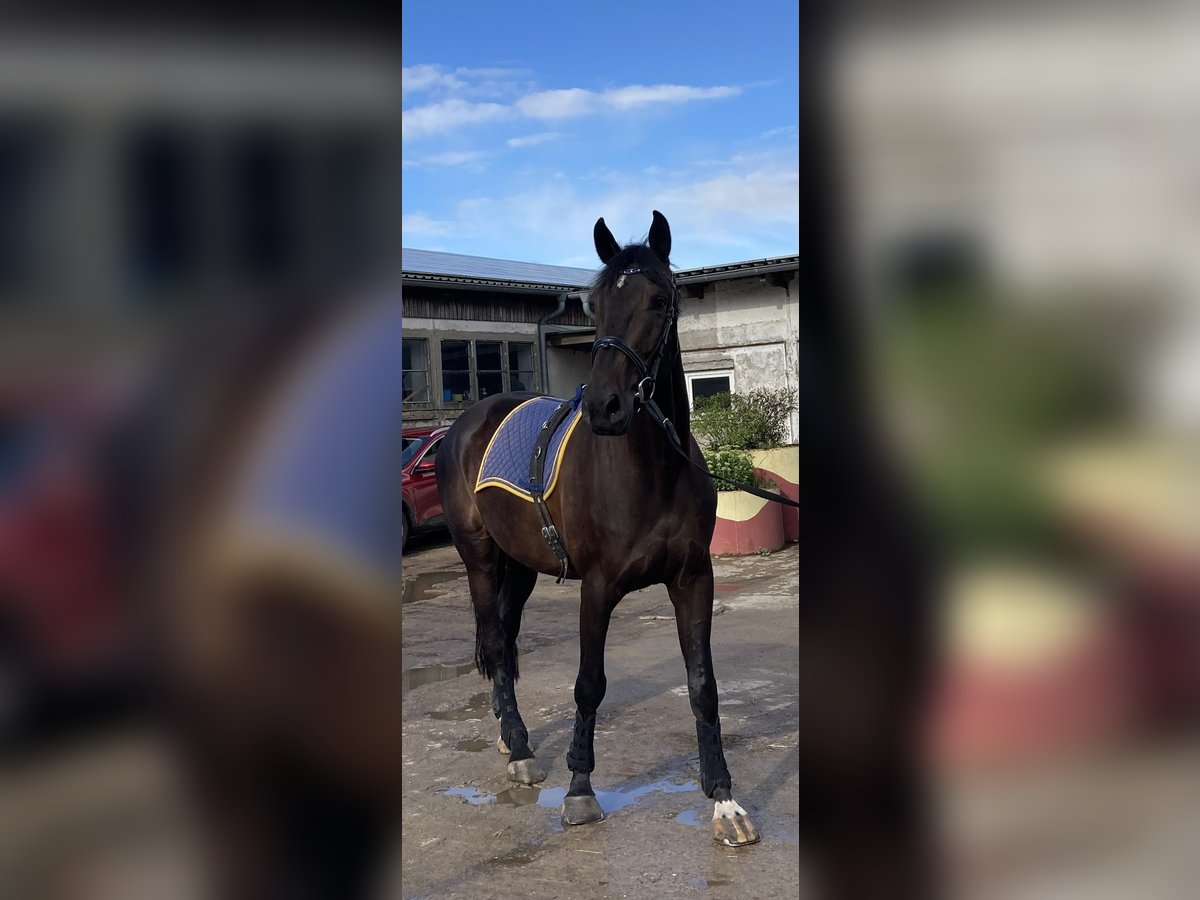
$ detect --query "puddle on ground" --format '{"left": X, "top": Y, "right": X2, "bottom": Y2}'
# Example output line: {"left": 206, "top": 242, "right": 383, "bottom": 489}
{"left": 713, "top": 583, "right": 741, "bottom": 593}
{"left": 494, "top": 786, "right": 543, "bottom": 806}
{"left": 676, "top": 808, "right": 705, "bottom": 827}
{"left": 440, "top": 785, "right": 495, "bottom": 806}
{"left": 404, "top": 662, "right": 478, "bottom": 693}
{"left": 402, "top": 571, "right": 463, "bottom": 605}
{"left": 455, "top": 738, "right": 493, "bottom": 752}
{"left": 687, "top": 876, "right": 734, "bottom": 889}
{"left": 441, "top": 778, "right": 700, "bottom": 816}
{"left": 427, "top": 690, "right": 492, "bottom": 720}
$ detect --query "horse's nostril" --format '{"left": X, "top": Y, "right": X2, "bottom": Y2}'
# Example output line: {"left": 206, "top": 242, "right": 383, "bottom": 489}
{"left": 604, "top": 394, "right": 621, "bottom": 419}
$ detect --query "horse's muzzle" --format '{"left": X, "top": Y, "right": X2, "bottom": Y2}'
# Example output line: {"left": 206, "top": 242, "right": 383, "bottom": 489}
{"left": 584, "top": 388, "right": 633, "bottom": 436}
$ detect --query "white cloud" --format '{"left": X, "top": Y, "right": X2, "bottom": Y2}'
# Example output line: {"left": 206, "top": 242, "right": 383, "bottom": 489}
{"left": 515, "top": 83, "right": 741, "bottom": 120}
{"left": 506, "top": 132, "right": 562, "bottom": 148}
{"left": 402, "top": 212, "right": 457, "bottom": 238}
{"left": 454, "top": 65, "right": 532, "bottom": 79}
{"left": 603, "top": 83, "right": 741, "bottom": 109}
{"left": 423, "top": 161, "right": 798, "bottom": 265}
{"left": 516, "top": 88, "right": 598, "bottom": 119}
{"left": 402, "top": 98, "right": 512, "bottom": 140}
{"left": 402, "top": 64, "right": 746, "bottom": 139}
{"left": 403, "top": 150, "right": 491, "bottom": 168}
{"left": 401, "top": 64, "right": 465, "bottom": 98}
{"left": 758, "top": 125, "right": 799, "bottom": 139}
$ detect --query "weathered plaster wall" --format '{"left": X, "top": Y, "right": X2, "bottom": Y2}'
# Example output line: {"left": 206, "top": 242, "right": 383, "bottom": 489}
{"left": 678, "top": 274, "right": 799, "bottom": 443}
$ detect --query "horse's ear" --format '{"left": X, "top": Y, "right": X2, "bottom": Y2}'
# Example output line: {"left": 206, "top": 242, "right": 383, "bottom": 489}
{"left": 648, "top": 210, "right": 671, "bottom": 264}
{"left": 594, "top": 217, "right": 621, "bottom": 264}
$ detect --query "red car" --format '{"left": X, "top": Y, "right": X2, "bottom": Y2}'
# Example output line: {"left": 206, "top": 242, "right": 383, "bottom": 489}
{"left": 0, "top": 381, "right": 132, "bottom": 742}
{"left": 402, "top": 425, "right": 450, "bottom": 549}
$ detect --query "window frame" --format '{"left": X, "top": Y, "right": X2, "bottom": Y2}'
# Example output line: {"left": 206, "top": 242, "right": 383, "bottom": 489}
{"left": 400, "top": 329, "right": 540, "bottom": 413}
{"left": 684, "top": 369, "right": 735, "bottom": 410}
{"left": 402, "top": 336, "right": 432, "bottom": 405}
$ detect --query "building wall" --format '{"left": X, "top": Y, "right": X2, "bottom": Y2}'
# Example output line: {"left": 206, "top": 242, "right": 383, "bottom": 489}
{"left": 678, "top": 272, "right": 800, "bottom": 444}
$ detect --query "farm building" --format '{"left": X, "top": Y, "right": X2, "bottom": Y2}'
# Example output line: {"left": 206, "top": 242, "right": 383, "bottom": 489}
{"left": 399, "top": 248, "right": 800, "bottom": 441}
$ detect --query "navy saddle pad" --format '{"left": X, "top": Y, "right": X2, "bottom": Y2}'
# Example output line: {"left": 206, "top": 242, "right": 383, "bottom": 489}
{"left": 475, "top": 395, "right": 584, "bottom": 501}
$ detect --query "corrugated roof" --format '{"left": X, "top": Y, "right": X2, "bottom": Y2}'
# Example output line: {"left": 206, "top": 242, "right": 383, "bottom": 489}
{"left": 401, "top": 248, "right": 597, "bottom": 290}
{"left": 401, "top": 247, "right": 800, "bottom": 290}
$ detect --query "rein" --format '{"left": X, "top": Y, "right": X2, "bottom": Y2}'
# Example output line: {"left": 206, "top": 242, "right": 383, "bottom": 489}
{"left": 590, "top": 266, "right": 801, "bottom": 510}
{"left": 642, "top": 398, "right": 801, "bottom": 508}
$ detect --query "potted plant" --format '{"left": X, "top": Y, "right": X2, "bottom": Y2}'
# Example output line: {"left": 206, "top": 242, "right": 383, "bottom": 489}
{"left": 693, "top": 389, "right": 798, "bottom": 549}
{"left": 704, "top": 448, "right": 786, "bottom": 556}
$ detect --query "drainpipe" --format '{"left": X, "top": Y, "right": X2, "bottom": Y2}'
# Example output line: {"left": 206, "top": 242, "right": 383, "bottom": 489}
{"left": 577, "top": 291, "right": 595, "bottom": 323}
{"left": 538, "top": 292, "right": 568, "bottom": 393}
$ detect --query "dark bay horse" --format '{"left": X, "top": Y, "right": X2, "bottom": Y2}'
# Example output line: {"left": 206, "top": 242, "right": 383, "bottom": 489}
{"left": 436, "top": 211, "right": 758, "bottom": 846}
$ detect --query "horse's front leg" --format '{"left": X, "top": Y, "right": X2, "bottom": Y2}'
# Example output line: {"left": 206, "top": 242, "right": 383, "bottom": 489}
{"left": 668, "top": 564, "right": 760, "bottom": 847}
{"left": 562, "top": 579, "right": 620, "bottom": 826}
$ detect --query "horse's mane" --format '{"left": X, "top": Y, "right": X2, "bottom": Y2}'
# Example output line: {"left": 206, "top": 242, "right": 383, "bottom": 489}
{"left": 590, "top": 244, "right": 675, "bottom": 295}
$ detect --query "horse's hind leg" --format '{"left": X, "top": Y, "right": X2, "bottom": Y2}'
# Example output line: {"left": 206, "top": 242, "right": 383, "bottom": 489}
{"left": 463, "top": 545, "right": 545, "bottom": 784}
{"left": 668, "top": 560, "right": 760, "bottom": 847}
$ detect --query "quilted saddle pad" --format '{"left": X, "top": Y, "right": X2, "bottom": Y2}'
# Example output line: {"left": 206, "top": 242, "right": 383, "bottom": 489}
{"left": 475, "top": 395, "right": 584, "bottom": 501}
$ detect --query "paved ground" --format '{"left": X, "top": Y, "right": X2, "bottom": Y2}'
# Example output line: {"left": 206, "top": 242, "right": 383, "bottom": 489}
{"left": 399, "top": 533, "right": 802, "bottom": 900}
{"left": 2, "top": 532, "right": 1197, "bottom": 898}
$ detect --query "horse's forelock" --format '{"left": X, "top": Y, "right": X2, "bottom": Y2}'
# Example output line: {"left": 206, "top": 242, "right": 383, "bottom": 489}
{"left": 590, "top": 244, "right": 674, "bottom": 296}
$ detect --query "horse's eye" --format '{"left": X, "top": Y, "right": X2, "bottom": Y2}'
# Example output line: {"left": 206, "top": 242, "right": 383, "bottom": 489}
{"left": 652, "top": 294, "right": 668, "bottom": 309}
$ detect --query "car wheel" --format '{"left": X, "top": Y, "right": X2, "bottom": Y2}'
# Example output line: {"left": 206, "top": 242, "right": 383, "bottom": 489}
{"left": 0, "top": 637, "right": 33, "bottom": 749}
{"left": 402, "top": 509, "right": 411, "bottom": 551}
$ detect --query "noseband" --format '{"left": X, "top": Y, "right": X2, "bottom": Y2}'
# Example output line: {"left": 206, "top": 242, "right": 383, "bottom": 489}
{"left": 589, "top": 267, "right": 679, "bottom": 406}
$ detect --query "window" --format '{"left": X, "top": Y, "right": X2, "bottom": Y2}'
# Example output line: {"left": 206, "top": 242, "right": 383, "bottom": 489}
{"left": 403, "top": 338, "right": 431, "bottom": 403}
{"left": 476, "top": 340, "right": 503, "bottom": 400}
{"left": 229, "top": 129, "right": 298, "bottom": 279}
{"left": 122, "top": 123, "right": 200, "bottom": 302}
{"left": 0, "top": 118, "right": 57, "bottom": 297}
{"left": 440, "top": 340, "right": 472, "bottom": 403}
{"left": 685, "top": 371, "right": 734, "bottom": 409}
{"left": 509, "top": 342, "right": 535, "bottom": 392}
{"left": 414, "top": 337, "right": 539, "bottom": 407}
{"left": 401, "top": 436, "right": 423, "bottom": 465}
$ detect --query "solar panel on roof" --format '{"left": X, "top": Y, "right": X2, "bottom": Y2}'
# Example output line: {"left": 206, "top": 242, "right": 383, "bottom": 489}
{"left": 401, "top": 248, "right": 597, "bottom": 287}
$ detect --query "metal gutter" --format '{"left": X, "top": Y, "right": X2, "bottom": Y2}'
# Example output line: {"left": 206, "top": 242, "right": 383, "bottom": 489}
{"left": 674, "top": 258, "right": 799, "bottom": 285}
{"left": 402, "top": 273, "right": 591, "bottom": 293}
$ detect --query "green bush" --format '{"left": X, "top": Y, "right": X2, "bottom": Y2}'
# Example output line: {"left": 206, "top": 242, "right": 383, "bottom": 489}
{"left": 692, "top": 388, "right": 796, "bottom": 450}
{"left": 702, "top": 449, "right": 778, "bottom": 493}
{"left": 703, "top": 449, "right": 755, "bottom": 491}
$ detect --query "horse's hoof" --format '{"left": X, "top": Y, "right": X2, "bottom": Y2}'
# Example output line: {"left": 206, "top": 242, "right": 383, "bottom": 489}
{"left": 496, "top": 736, "right": 510, "bottom": 755}
{"left": 712, "top": 813, "right": 760, "bottom": 847}
{"left": 506, "top": 758, "right": 546, "bottom": 784}
{"left": 561, "top": 794, "right": 605, "bottom": 826}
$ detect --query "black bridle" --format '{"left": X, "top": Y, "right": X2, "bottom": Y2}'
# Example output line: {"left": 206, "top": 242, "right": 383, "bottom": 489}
{"left": 589, "top": 266, "right": 679, "bottom": 408}
{"left": 587, "top": 265, "right": 800, "bottom": 509}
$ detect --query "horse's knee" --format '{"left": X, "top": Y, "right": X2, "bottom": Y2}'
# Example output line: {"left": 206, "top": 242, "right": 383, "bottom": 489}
{"left": 573, "top": 672, "right": 606, "bottom": 713}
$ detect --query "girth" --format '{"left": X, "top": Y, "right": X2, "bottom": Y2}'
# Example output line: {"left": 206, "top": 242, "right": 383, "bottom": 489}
{"left": 527, "top": 394, "right": 577, "bottom": 583}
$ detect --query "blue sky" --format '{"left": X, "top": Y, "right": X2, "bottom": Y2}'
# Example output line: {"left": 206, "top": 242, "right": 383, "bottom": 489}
{"left": 401, "top": 3, "right": 799, "bottom": 270}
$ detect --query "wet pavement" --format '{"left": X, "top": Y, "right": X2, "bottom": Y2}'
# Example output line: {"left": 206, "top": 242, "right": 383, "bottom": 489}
{"left": 2, "top": 531, "right": 1197, "bottom": 897}
{"left": 400, "top": 533, "right": 802, "bottom": 900}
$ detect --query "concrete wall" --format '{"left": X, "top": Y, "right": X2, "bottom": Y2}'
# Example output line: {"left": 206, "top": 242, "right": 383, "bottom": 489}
{"left": 678, "top": 273, "right": 800, "bottom": 444}
{"left": 546, "top": 345, "right": 591, "bottom": 398}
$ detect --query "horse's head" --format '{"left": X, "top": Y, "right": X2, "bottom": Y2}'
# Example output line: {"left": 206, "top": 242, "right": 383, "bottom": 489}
{"left": 584, "top": 210, "right": 678, "bottom": 436}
